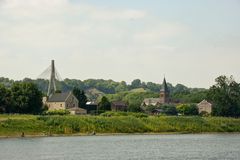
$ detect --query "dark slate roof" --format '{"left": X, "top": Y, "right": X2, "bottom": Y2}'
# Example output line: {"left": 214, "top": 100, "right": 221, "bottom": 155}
{"left": 47, "top": 92, "right": 71, "bottom": 102}
{"left": 160, "top": 77, "right": 169, "bottom": 93}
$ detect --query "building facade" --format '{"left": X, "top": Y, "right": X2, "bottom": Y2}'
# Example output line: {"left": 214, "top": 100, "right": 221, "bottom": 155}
{"left": 111, "top": 101, "right": 128, "bottom": 112}
{"left": 197, "top": 100, "right": 212, "bottom": 114}
{"left": 43, "top": 91, "right": 87, "bottom": 114}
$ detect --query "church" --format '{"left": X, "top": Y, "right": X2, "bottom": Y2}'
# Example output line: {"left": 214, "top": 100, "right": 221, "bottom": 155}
{"left": 141, "top": 77, "right": 170, "bottom": 107}
{"left": 42, "top": 60, "right": 87, "bottom": 115}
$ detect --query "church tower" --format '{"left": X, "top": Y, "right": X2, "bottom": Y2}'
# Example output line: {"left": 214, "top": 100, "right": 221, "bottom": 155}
{"left": 159, "top": 77, "right": 170, "bottom": 104}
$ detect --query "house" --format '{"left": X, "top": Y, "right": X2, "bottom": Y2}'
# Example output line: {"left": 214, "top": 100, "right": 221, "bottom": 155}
{"left": 69, "top": 107, "right": 87, "bottom": 115}
{"left": 141, "top": 77, "right": 170, "bottom": 107}
{"left": 85, "top": 101, "right": 98, "bottom": 114}
{"left": 43, "top": 91, "right": 87, "bottom": 115}
{"left": 111, "top": 101, "right": 128, "bottom": 112}
{"left": 197, "top": 100, "right": 212, "bottom": 114}
{"left": 142, "top": 98, "right": 161, "bottom": 107}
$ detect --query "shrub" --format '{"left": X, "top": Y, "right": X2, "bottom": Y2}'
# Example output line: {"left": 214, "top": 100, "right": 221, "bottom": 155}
{"left": 100, "top": 111, "right": 148, "bottom": 118}
{"left": 176, "top": 104, "right": 198, "bottom": 116}
{"left": 42, "top": 109, "right": 70, "bottom": 115}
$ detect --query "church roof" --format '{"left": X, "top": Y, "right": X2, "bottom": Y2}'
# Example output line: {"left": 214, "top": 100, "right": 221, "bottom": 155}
{"left": 47, "top": 92, "right": 71, "bottom": 102}
{"left": 197, "top": 100, "right": 212, "bottom": 106}
{"left": 160, "top": 77, "right": 169, "bottom": 93}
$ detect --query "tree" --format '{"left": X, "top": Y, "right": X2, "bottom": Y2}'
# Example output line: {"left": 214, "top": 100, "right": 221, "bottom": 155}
{"left": 176, "top": 104, "right": 198, "bottom": 115}
{"left": 0, "top": 84, "right": 11, "bottom": 113}
{"left": 115, "top": 81, "right": 128, "bottom": 92}
{"left": 73, "top": 87, "right": 88, "bottom": 108}
{"left": 208, "top": 75, "right": 240, "bottom": 117}
{"left": 131, "top": 79, "right": 141, "bottom": 89}
{"left": 159, "top": 104, "right": 178, "bottom": 115}
{"left": 98, "top": 96, "right": 111, "bottom": 111}
{"left": 10, "top": 82, "right": 43, "bottom": 114}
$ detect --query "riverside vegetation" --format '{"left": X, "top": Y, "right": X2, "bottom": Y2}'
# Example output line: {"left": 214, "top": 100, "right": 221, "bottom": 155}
{"left": 0, "top": 113, "right": 240, "bottom": 137}
{"left": 0, "top": 75, "right": 240, "bottom": 137}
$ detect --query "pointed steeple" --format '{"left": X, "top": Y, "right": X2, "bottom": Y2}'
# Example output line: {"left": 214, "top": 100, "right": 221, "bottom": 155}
{"left": 160, "top": 77, "right": 169, "bottom": 93}
{"left": 159, "top": 77, "right": 170, "bottom": 104}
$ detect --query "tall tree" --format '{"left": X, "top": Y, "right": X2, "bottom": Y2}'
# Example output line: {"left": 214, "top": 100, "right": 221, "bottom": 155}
{"left": 98, "top": 96, "right": 111, "bottom": 111}
{"left": 10, "top": 82, "right": 43, "bottom": 114}
{"left": 208, "top": 75, "right": 240, "bottom": 117}
{"left": 0, "top": 84, "right": 11, "bottom": 113}
{"left": 73, "top": 87, "right": 88, "bottom": 108}
{"left": 131, "top": 79, "right": 142, "bottom": 89}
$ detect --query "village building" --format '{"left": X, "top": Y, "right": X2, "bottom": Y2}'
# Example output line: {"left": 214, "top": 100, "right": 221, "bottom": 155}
{"left": 142, "top": 77, "right": 170, "bottom": 107}
{"left": 43, "top": 91, "right": 87, "bottom": 115}
{"left": 111, "top": 101, "right": 128, "bottom": 112}
{"left": 85, "top": 101, "right": 98, "bottom": 114}
{"left": 197, "top": 100, "right": 212, "bottom": 114}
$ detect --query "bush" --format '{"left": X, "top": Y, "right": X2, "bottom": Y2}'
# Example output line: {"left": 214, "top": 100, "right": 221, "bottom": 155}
{"left": 100, "top": 111, "right": 148, "bottom": 118}
{"left": 159, "top": 104, "right": 177, "bottom": 115}
{"left": 176, "top": 104, "right": 198, "bottom": 116}
{"left": 42, "top": 109, "right": 70, "bottom": 115}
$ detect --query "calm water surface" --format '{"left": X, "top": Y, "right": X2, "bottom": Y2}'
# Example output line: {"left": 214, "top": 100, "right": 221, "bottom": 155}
{"left": 0, "top": 134, "right": 240, "bottom": 160}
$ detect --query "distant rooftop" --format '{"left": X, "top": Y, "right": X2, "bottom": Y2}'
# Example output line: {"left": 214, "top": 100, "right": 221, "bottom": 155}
{"left": 47, "top": 92, "right": 71, "bottom": 102}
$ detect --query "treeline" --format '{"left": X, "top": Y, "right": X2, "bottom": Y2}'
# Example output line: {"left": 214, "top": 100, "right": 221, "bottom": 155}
{"left": 0, "top": 76, "right": 240, "bottom": 117}
{"left": 0, "top": 77, "right": 206, "bottom": 100}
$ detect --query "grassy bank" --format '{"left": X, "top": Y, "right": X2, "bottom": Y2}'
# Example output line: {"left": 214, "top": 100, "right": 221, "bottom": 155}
{"left": 0, "top": 114, "right": 240, "bottom": 137}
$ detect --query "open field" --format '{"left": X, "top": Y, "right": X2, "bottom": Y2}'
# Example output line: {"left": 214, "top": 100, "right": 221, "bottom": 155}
{"left": 0, "top": 114, "right": 240, "bottom": 137}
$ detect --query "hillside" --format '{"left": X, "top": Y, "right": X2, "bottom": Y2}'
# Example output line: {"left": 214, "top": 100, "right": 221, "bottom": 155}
{"left": 0, "top": 77, "right": 207, "bottom": 96}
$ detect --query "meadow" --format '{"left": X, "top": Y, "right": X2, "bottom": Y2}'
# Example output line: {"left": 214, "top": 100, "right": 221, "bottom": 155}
{"left": 0, "top": 113, "right": 240, "bottom": 137}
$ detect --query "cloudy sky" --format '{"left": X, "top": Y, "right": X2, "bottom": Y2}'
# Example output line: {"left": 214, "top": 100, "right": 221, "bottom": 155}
{"left": 0, "top": 0, "right": 239, "bottom": 88}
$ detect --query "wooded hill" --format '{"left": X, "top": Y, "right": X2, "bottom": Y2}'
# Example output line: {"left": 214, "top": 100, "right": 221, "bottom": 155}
{"left": 0, "top": 77, "right": 207, "bottom": 103}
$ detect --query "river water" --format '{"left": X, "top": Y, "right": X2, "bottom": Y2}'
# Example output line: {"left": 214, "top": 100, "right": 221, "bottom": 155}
{"left": 0, "top": 134, "right": 239, "bottom": 160}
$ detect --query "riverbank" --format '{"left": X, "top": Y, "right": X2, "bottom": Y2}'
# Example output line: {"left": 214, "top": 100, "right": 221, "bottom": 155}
{"left": 0, "top": 114, "right": 240, "bottom": 138}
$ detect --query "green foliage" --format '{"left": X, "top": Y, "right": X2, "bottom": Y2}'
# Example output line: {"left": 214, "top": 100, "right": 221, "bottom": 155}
{"left": 208, "top": 75, "right": 240, "bottom": 117}
{"left": 159, "top": 104, "right": 178, "bottom": 115}
{"left": 172, "top": 90, "right": 208, "bottom": 103}
{"left": 100, "top": 111, "right": 148, "bottom": 118}
{"left": 98, "top": 96, "right": 111, "bottom": 111}
{"left": 9, "top": 82, "right": 43, "bottom": 114}
{"left": 106, "top": 91, "right": 158, "bottom": 112}
{"left": 0, "top": 115, "right": 47, "bottom": 136}
{"left": 176, "top": 104, "right": 198, "bottom": 116}
{"left": 73, "top": 87, "right": 87, "bottom": 108}
{"left": 143, "top": 104, "right": 178, "bottom": 115}
{"left": 146, "top": 82, "right": 160, "bottom": 92}
{"left": 43, "top": 109, "right": 70, "bottom": 115}
{"left": 1, "top": 115, "right": 240, "bottom": 136}
{"left": 0, "top": 84, "right": 11, "bottom": 113}
{"left": 0, "top": 77, "right": 14, "bottom": 88}
{"left": 130, "top": 79, "right": 142, "bottom": 89}
{"left": 1, "top": 77, "right": 207, "bottom": 104}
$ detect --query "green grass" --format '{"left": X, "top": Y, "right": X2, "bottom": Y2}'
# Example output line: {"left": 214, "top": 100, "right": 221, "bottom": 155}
{"left": 0, "top": 114, "right": 240, "bottom": 137}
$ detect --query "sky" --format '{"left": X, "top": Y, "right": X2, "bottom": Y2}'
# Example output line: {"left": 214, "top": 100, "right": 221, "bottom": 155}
{"left": 0, "top": 0, "right": 240, "bottom": 88}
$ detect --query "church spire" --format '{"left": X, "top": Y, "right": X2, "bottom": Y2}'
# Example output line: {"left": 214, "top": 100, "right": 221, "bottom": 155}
{"left": 160, "top": 77, "right": 169, "bottom": 93}
{"left": 159, "top": 77, "right": 170, "bottom": 103}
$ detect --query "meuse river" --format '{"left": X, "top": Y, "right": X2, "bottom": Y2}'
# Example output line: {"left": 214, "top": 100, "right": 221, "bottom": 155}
{"left": 0, "top": 134, "right": 240, "bottom": 160}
